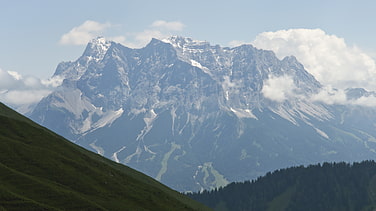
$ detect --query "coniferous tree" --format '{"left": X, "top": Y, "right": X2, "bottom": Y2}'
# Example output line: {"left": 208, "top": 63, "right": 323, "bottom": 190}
{"left": 188, "top": 160, "right": 376, "bottom": 211}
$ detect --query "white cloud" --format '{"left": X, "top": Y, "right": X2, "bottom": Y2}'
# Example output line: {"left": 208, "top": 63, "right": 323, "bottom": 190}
{"left": 309, "top": 86, "right": 376, "bottom": 107}
{"left": 0, "top": 69, "right": 21, "bottom": 90}
{"left": 7, "top": 71, "right": 22, "bottom": 80}
{"left": 109, "top": 35, "right": 127, "bottom": 45}
{"left": 310, "top": 86, "right": 347, "bottom": 105}
{"left": 151, "top": 20, "right": 185, "bottom": 31}
{"left": 58, "top": 20, "right": 186, "bottom": 49}
{"left": 118, "top": 20, "right": 186, "bottom": 48}
{"left": 41, "top": 75, "right": 64, "bottom": 88}
{"left": 1, "top": 89, "right": 52, "bottom": 106}
{"left": 128, "top": 29, "right": 165, "bottom": 48}
{"left": 261, "top": 73, "right": 376, "bottom": 107}
{"left": 252, "top": 28, "right": 376, "bottom": 91}
{"left": 228, "top": 40, "right": 248, "bottom": 48}
{"left": 262, "top": 75, "right": 296, "bottom": 102}
{"left": 352, "top": 95, "right": 376, "bottom": 107}
{"left": 59, "top": 20, "right": 111, "bottom": 45}
{"left": 0, "top": 68, "right": 60, "bottom": 110}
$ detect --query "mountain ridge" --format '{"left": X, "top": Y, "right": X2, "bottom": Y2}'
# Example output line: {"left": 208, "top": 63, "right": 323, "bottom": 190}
{"left": 29, "top": 36, "right": 376, "bottom": 192}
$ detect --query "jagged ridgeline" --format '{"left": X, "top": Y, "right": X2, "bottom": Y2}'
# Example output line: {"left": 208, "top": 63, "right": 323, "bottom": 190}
{"left": 30, "top": 36, "right": 376, "bottom": 192}
{"left": 0, "top": 103, "right": 210, "bottom": 210}
{"left": 188, "top": 161, "right": 376, "bottom": 211}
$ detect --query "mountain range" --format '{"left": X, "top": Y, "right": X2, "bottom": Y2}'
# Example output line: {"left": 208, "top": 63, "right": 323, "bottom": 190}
{"left": 0, "top": 102, "right": 209, "bottom": 210}
{"left": 30, "top": 36, "right": 376, "bottom": 192}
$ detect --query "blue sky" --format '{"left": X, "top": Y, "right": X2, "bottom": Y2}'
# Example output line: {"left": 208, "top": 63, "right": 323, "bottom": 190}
{"left": 2, "top": 0, "right": 376, "bottom": 109}
{"left": 1, "top": 0, "right": 375, "bottom": 78}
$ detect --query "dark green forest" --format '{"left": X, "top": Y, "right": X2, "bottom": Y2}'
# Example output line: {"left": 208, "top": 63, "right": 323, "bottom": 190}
{"left": 188, "top": 161, "right": 376, "bottom": 211}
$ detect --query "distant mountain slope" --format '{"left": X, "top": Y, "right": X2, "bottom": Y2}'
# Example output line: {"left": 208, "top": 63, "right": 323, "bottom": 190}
{"left": 0, "top": 103, "right": 210, "bottom": 210}
{"left": 30, "top": 36, "right": 376, "bottom": 192}
{"left": 188, "top": 161, "right": 376, "bottom": 211}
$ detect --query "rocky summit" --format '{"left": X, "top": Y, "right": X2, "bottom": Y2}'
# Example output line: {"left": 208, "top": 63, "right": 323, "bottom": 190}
{"left": 30, "top": 36, "right": 376, "bottom": 192}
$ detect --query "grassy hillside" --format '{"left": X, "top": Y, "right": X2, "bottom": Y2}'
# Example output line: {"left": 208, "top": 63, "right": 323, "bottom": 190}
{"left": 0, "top": 103, "right": 210, "bottom": 210}
{"left": 189, "top": 161, "right": 376, "bottom": 211}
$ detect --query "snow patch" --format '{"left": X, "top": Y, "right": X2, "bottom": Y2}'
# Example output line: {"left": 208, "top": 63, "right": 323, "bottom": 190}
{"left": 81, "top": 115, "right": 93, "bottom": 133}
{"left": 86, "top": 36, "right": 112, "bottom": 62}
{"left": 136, "top": 109, "right": 158, "bottom": 141}
{"left": 170, "top": 107, "right": 177, "bottom": 135}
{"left": 193, "top": 162, "right": 229, "bottom": 191}
{"left": 80, "top": 108, "right": 124, "bottom": 134}
{"left": 315, "top": 127, "right": 329, "bottom": 139}
{"left": 92, "top": 108, "right": 123, "bottom": 129}
{"left": 230, "top": 107, "right": 258, "bottom": 119}
{"left": 123, "top": 146, "right": 142, "bottom": 164}
{"left": 189, "top": 59, "right": 213, "bottom": 77}
{"left": 156, "top": 143, "right": 181, "bottom": 181}
{"left": 111, "top": 146, "right": 126, "bottom": 163}
{"left": 144, "top": 109, "right": 157, "bottom": 128}
{"left": 144, "top": 145, "right": 156, "bottom": 155}
{"left": 89, "top": 141, "right": 104, "bottom": 156}
{"left": 190, "top": 59, "right": 203, "bottom": 69}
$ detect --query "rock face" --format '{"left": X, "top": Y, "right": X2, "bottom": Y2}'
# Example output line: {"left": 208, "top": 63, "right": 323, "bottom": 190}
{"left": 30, "top": 36, "right": 376, "bottom": 192}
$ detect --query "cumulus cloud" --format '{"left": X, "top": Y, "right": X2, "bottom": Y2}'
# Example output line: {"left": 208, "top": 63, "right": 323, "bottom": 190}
{"left": 228, "top": 40, "right": 248, "bottom": 48}
{"left": 0, "top": 68, "right": 60, "bottom": 111}
{"left": 7, "top": 71, "right": 22, "bottom": 80}
{"left": 352, "top": 95, "right": 376, "bottom": 107}
{"left": 59, "top": 20, "right": 111, "bottom": 45}
{"left": 109, "top": 35, "right": 127, "bottom": 45}
{"left": 261, "top": 74, "right": 376, "bottom": 107}
{"left": 123, "top": 20, "right": 186, "bottom": 48}
{"left": 252, "top": 28, "right": 376, "bottom": 91}
{"left": 310, "top": 86, "right": 347, "bottom": 105}
{"left": 41, "top": 76, "right": 64, "bottom": 88}
{"left": 151, "top": 20, "right": 185, "bottom": 31}
{"left": 1, "top": 90, "right": 52, "bottom": 106}
{"left": 262, "top": 75, "right": 296, "bottom": 102}
{"left": 309, "top": 86, "right": 376, "bottom": 107}
{"left": 125, "top": 29, "right": 166, "bottom": 48}
{"left": 59, "top": 20, "right": 186, "bottom": 48}
{"left": 0, "top": 69, "right": 21, "bottom": 90}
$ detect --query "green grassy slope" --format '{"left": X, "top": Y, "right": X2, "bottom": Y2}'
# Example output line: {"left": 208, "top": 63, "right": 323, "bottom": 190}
{"left": 0, "top": 103, "right": 210, "bottom": 211}
{"left": 189, "top": 161, "right": 376, "bottom": 211}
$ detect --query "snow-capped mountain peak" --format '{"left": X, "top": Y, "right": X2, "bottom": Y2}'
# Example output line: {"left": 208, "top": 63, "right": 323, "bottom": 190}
{"left": 53, "top": 37, "right": 113, "bottom": 81}
{"left": 163, "top": 36, "right": 209, "bottom": 47}
{"left": 82, "top": 36, "right": 112, "bottom": 61}
{"left": 31, "top": 36, "right": 376, "bottom": 192}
